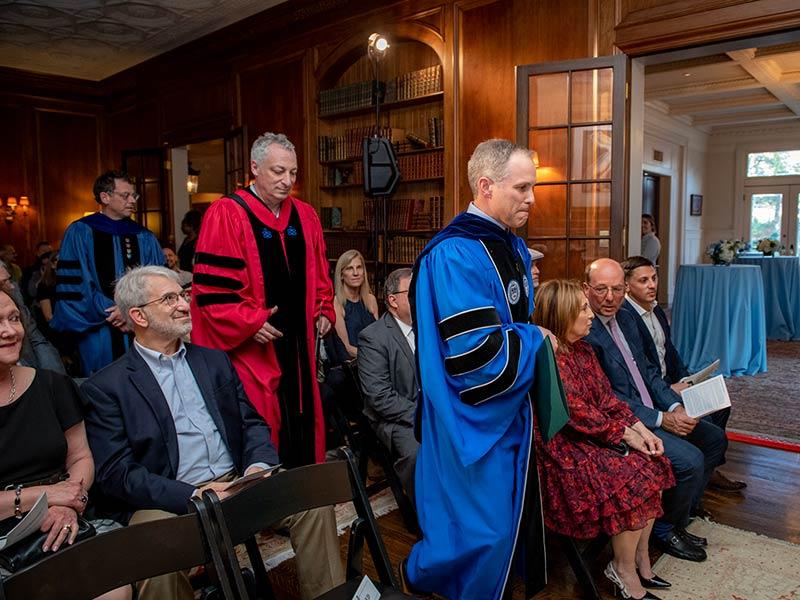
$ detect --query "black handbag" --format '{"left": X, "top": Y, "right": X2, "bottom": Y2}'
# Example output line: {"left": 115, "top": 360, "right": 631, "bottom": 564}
{"left": 0, "top": 516, "right": 96, "bottom": 572}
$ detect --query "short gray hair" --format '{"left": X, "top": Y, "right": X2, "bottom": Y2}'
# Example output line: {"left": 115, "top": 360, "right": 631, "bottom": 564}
{"left": 467, "top": 139, "right": 532, "bottom": 197}
{"left": 251, "top": 132, "right": 295, "bottom": 166}
{"left": 115, "top": 266, "right": 180, "bottom": 327}
{"left": 384, "top": 267, "right": 412, "bottom": 307}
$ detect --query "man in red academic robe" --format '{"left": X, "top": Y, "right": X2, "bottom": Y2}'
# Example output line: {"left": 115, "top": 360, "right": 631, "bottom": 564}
{"left": 190, "top": 132, "right": 334, "bottom": 467}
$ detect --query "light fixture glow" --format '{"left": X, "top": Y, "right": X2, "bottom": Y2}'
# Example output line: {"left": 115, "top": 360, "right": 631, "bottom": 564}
{"left": 367, "top": 33, "right": 390, "bottom": 60}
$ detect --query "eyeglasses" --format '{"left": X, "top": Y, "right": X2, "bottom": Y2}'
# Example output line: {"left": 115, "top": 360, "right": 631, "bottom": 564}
{"left": 109, "top": 190, "right": 141, "bottom": 201}
{"left": 587, "top": 285, "right": 625, "bottom": 296}
{"left": 390, "top": 290, "right": 409, "bottom": 296}
{"left": 137, "top": 290, "right": 191, "bottom": 309}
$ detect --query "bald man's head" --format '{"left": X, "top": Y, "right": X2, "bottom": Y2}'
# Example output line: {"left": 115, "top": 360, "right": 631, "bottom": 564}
{"left": 582, "top": 258, "right": 626, "bottom": 317}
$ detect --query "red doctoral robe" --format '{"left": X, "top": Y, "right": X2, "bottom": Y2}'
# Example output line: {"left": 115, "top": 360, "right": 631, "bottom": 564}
{"left": 190, "top": 190, "right": 334, "bottom": 465}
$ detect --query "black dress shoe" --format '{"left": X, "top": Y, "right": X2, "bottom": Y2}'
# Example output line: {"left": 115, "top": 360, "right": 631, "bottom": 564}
{"left": 654, "top": 533, "right": 707, "bottom": 562}
{"left": 638, "top": 572, "right": 672, "bottom": 589}
{"left": 708, "top": 470, "right": 747, "bottom": 491}
{"left": 676, "top": 527, "right": 708, "bottom": 547}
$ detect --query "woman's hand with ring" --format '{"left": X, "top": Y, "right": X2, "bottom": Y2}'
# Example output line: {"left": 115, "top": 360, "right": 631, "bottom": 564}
{"left": 41, "top": 506, "right": 79, "bottom": 552}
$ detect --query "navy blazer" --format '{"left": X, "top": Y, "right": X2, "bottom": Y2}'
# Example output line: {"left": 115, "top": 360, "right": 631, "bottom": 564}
{"left": 83, "top": 343, "right": 278, "bottom": 522}
{"left": 584, "top": 309, "right": 682, "bottom": 429}
{"left": 619, "top": 299, "right": 689, "bottom": 385}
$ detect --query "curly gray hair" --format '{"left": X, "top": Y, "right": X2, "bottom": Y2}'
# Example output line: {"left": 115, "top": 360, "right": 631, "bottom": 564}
{"left": 114, "top": 266, "right": 181, "bottom": 328}
{"left": 251, "top": 132, "right": 295, "bottom": 166}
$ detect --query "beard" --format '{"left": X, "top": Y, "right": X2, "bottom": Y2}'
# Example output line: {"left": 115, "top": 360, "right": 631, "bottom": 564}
{"left": 146, "top": 312, "right": 192, "bottom": 340}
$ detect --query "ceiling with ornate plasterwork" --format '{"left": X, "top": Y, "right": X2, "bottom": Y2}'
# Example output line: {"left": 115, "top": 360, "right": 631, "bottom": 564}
{"left": 0, "top": 0, "right": 287, "bottom": 81}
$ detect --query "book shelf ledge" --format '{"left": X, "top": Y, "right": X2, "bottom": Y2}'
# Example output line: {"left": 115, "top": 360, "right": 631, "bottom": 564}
{"left": 319, "top": 146, "right": 444, "bottom": 166}
{"left": 319, "top": 91, "right": 444, "bottom": 120}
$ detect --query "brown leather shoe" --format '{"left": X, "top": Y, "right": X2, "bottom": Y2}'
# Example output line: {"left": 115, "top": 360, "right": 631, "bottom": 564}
{"left": 708, "top": 469, "right": 747, "bottom": 491}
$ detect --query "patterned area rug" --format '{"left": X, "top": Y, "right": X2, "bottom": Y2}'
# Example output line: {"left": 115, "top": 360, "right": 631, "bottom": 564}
{"left": 235, "top": 488, "right": 398, "bottom": 570}
{"left": 726, "top": 340, "right": 800, "bottom": 443}
{"left": 652, "top": 519, "right": 800, "bottom": 599}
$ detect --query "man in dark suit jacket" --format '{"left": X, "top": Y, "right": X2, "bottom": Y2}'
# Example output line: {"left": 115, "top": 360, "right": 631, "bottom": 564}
{"left": 358, "top": 268, "right": 418, "bottom": 497}
{"left": 583, "top": 259, "right": 727, "bottom": 563}
{"left": 83, "top": 266, "right": 343, "bottom": 600}
{"left": 620, "top": 256, "right": 744, "bottom": 492}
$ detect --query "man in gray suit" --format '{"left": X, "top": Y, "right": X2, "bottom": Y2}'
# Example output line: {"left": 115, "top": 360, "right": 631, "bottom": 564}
{"left": 357, "top": 267, "right": 418, "bottom": 496}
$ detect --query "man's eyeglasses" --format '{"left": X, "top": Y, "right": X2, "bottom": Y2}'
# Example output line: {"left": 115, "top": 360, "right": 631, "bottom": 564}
{"left": 587, "top": 285, "right": 625, "bottom": 297}
{"left": 137, "top": 290, "right": 191, "bottom": 309}
{"left": 390, "top": 290, "right": 409, "bottom": 296}
{"left": 109, "top": 190, "right": 141, "bottom": 202}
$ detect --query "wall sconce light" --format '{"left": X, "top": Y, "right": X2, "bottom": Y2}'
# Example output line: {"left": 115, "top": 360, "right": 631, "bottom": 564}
{"left": 532, "top": 151, "right": 540, "bottom": 168}
{"left": 187, "top": 163, "right": 200, "bottom": 194}
{"left": 1, "top": 195, "right": 32, "bottom": 224}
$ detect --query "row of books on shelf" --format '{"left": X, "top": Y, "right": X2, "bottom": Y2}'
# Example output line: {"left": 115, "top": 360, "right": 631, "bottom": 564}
{"left": 325, "top": 233, "right": 370, "bottom": 259}
{"left": 387, "top": 236, "right": 429, "bottom": 264}
{"left": 363, "top": 196, "right": 444, "bottom": 231}
{"left": 318, "top": 127, "right": 405, "bottom": 163}
{"left": 318, "top": 65, "right": 443, "bottom": 117}
{"left": 385, "top": 65, "right": 442, "bottom": 103}
{"left": 428, "top": 116, "right": 444, "bottom": 148}
{"left": 397, "top": 151, "right": 443, "bottom": 181}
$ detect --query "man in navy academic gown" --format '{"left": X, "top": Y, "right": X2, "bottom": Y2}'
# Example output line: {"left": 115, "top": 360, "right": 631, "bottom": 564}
{"left": 51, "top": 170, "right": 163, "bottom": 376}
{"left": 403, "top": 139, "right": 554, "bottom": 600}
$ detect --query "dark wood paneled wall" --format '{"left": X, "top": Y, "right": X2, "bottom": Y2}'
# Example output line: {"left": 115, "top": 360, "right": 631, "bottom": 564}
{"left": 2, "top": 0, "right": 800, "bottom": 265}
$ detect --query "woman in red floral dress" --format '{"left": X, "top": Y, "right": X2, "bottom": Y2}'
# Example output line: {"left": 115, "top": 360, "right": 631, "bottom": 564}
{"left": 533, "top": 280, "right": 675, "bottom": 600}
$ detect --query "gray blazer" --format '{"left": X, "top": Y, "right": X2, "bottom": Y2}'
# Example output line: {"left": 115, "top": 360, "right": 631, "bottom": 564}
{"left": 357, "top": 312, "right": 418, "bottom": 448}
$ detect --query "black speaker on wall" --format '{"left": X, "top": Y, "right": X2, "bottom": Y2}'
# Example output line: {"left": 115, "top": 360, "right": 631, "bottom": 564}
{"left": 362, "top": 137, "right": 400, "bottom": 197}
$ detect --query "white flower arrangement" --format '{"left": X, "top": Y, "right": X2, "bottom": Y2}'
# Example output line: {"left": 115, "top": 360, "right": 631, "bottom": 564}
{"left": 756, "top": 238, "right": 780, "bottom": 255}
{"left": 706, "top": 239, "right": 745, "bottom": 265}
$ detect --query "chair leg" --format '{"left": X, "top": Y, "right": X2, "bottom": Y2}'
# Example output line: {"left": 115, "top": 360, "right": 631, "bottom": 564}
{"left": 346, "top": 517, "right": 366, "bottom": 580}
{"left": 245, "top": 536, "right": 276, "bottom": 600}
{"left": 561, "top": 536, "right": 602, "bottom": 600}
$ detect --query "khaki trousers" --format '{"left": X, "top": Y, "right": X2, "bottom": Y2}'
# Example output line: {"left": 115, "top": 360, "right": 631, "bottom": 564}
{"left": 130, "top": 501, "right": 344, "bottom": 600}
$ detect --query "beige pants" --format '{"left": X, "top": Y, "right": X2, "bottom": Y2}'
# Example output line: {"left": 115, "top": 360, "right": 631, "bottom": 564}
{"left": 129, "top": 504, "right": 344, "bottom": 600}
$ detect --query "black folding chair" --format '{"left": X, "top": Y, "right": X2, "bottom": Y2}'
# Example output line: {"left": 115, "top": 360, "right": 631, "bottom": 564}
{"left": 341, "top": 361, "right": 420, "bottom": 535}
{"left": 0, "top": 499, "right": 230, "bottom": 600}
{"left": 558, "top": 533, "right": 609, "bottom": 600}
{"left": 198, "top": 447, "right": 417, "bottom": 599}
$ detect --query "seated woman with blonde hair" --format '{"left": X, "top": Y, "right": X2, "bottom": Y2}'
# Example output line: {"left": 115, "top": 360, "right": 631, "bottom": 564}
{"left": 331, "top": 249, "right": 378, "bottom": 361}
{"left": 533, "top": 280, "right": 674, "bottom": 600}
{"left": 0, "top": 290, "right": 130, "bottom": 599}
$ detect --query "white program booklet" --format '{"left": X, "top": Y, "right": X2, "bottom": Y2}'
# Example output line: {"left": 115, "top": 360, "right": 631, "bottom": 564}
{"left": 352, "top": 575, "right": 381, "bottom": 600}
{"left": 0, "top": 492, "right": 48, "bottom": 550}
{"left": 680, "top": 374, "right": 731, "bottom": 418}
{"left": 680, "top": 358, "right": 721, "bottom": 386}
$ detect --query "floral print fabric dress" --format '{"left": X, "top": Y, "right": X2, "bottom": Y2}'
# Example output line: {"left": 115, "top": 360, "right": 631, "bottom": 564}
{"left": 535, "top": 341, "right": 675, "bottom": 539}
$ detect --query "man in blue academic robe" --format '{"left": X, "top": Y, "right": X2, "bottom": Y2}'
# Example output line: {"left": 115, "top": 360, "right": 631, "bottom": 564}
{"left": 402, "top": 139, "right": 553, "bottom": 600}
{"left": 51, "top": 170, "right": 163, "bottom": 376}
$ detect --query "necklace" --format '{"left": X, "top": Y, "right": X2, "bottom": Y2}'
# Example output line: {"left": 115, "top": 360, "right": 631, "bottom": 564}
{"left": 6, "top": 367, "right": 16, "bottom": 405}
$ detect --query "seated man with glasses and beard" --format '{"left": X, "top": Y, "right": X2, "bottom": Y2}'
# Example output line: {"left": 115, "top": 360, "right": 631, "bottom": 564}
{"left": 82, "top": 266, "right": 344, "bottom": 600}
{"left": 50, "top": 170, "right": 163, "bottom": 377}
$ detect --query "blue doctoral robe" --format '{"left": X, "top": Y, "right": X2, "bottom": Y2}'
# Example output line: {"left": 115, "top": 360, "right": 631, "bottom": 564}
{"left": 407, "top": 212, "right": 545, "bottom": 600}
{"left": 50, "top": 213, "right": 163, "bottom": 375}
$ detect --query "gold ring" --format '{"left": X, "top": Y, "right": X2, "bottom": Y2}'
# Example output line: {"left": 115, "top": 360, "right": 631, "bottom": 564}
{"left": 80, "top": 494, "right": 88, "bottom": 503}
{"left": 63, "top": 524, "right": 72, "bottom": 531}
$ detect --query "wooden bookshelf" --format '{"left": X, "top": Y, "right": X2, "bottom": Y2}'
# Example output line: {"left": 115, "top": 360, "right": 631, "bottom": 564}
{"left": 314, "top": 38, "right": 447, "bottom": 289}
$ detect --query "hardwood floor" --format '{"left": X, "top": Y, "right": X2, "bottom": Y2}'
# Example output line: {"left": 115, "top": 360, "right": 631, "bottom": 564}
{"left": 343, "top": 441, "right": 800, "bottom": 599}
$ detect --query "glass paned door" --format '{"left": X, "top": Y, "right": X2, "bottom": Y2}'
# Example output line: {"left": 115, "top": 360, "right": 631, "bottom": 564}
{"left": 517, "top": 55, "right": 628, "bottom": 279}
{"left": 745, "top": 185, "right": 800, "bottom": 254}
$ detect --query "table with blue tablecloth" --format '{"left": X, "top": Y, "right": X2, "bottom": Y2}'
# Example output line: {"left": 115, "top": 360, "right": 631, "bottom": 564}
{"left": 672, "top": 264, "right": 767, "bottom": 377}
{"left": 735, "top": 255, "right": 800, "bottom": 340}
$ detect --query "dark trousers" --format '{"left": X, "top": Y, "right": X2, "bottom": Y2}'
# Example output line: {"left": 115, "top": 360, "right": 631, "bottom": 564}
{"left": 654, "top": 419, "right": 727, "bottom": 529}
{"left": 703, "top": 407, "right": 731, "bottom": 465}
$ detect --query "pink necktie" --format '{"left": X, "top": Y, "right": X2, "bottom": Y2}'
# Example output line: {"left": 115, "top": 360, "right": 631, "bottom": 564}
{"left": 608, "top": 317, "right": 654, "bottom": 409}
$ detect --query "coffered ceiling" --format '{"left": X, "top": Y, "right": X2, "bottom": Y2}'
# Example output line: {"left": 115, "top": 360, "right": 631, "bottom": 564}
{"left": 0, "top": 0, "right": 287, "bottom": 81}
{"left": 645, "top": 42, "right": 800, "bottom": 132}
